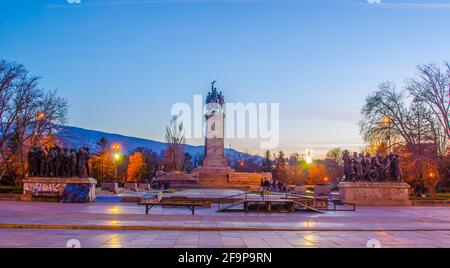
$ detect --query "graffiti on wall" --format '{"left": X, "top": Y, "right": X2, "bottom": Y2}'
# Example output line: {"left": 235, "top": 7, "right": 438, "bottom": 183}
{"left": 23, "top": 183, "right": 66, "bottom": 196}
{"left": 60, "top": 184, "right": 91, "bottom": 203}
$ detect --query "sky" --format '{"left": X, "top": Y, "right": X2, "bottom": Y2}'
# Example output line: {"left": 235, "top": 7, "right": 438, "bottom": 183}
{"left": 1, "top": 0, "right": 450, "bottom": 158}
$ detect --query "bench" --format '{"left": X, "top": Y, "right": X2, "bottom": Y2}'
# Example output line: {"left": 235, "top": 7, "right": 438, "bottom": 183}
{"left": 161, "top": 197, "right": 211, "bottom": 208}
{"left": 33, "top": 191, "right": 60, "bottom": 198}
{"left": 331, "top": 199, "right": 356, "bottom": 211}
{"left": 138, "top": 201, "right": 205, "bottom": 215}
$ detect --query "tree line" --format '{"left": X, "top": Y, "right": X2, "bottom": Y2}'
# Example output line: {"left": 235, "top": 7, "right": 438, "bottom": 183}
{"left": 0, "top": 60, "right": 68, "bottom": 185}
{"left": 359, "top": 62, "right": 449, "bottom": 195}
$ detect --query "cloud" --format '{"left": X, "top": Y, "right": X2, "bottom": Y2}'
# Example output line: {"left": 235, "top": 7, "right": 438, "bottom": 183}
{"left": 366, "top": 0, "right": 450, "bottom": 9}
{"left": 48, "top": 0, "right": 301, "bottom": 8}
{"left": 285, "top": 106, "right": 361, "bottom": 123}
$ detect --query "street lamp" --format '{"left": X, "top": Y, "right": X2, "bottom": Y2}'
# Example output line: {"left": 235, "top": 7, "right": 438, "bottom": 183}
{"left": 112, "top": 144, "right": 121, "bottom": 151}
{"left": 111, "top": 144, "right": 122, "bottom": 180}
{"left": 305, "top": 148, "right": 312, "bottom": 164}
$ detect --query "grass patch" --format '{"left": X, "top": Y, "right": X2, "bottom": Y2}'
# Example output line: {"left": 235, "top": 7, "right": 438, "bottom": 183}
{"left": 0, "top": 186, "right": 23, "bottom": 194}
{"left": 409, "top": 193, "right": 450, "bottom": 200}
{"left": 163, "top": 189, "right": 178, "bottom": 193}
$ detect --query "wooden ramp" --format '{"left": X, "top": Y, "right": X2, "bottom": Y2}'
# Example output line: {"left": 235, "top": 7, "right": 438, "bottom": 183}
{"left": 292, "top": 201, "right": 324, "bottom": 213}
{"left": 216, "top": 192, "right": 324, "bottom": 213}
{"left": 216, "top": 199, "right": 246, "bottom": 212}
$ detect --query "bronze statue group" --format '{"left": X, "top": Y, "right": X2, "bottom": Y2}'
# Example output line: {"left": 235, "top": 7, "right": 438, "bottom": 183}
{"left": 342, "top": 151, "right": 403, "bottom": 182}
{"left": 27, "top": 145, "right": 91, "bottom": 178}
{"left": 205, "top": 80, "right": 225, "bottom": 106}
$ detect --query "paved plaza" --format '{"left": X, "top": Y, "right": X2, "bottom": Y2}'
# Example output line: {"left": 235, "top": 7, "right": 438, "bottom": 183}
{"left": 1, "top": 228, "right": 449, "bottom": 248}
{"left": 0, "top": 200, "right": 449, "bottom": 247}
{"left": 1, "top": 201, "right": 449, "bottom": 231}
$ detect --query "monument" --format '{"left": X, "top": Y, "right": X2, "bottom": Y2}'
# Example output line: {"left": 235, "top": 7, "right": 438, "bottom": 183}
{"left": 338, "top": 151, "right": 411, "bottom": 206}
{"left": 156, "top": 82, "right": 270, "bottom": 189}
{"left": 22, "top": 145, "right": 97, "bottom": 202}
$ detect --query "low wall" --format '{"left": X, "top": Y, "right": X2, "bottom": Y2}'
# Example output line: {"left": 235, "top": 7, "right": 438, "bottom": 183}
{"left": 101, "top": 182, "right": 119, "bottom": 193}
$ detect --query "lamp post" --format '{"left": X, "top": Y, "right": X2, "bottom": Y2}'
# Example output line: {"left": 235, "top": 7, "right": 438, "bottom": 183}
{"left": 305, "top": 148, "right": 312, "bottom": 164}
{"left": 112, "top": 144, "right": 122, "bottom": 180}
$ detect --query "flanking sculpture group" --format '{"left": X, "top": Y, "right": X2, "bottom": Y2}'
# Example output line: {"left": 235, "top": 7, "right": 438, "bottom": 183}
{"left": 342, "top": 151, "right": 403, "bottom": 182}
{"left": 27, "top": 145, "right": 91, "bottom": 178}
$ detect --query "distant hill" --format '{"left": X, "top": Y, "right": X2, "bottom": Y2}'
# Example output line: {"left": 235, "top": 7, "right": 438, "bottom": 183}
{"left": 56, "top": 126, "right": 262, "bottom": 164}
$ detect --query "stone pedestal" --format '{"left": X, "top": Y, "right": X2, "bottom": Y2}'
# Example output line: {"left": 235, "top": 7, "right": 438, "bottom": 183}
{"left": 101, "top": 182, "right": 119, "bottom": 193}
{"left": 23, "top": 177, "right": 97, "bottom": 202}
{"left": 314, "top": 184, "right": 332, "bottom": 197}
{"left": 293, "top": 185, "right": 306, "bottom": 194}
{"left": 124, "top": 183, "right": 138, "bottom": 191}
{"left": 138, "top": 183, "right": 151, "bottom": 191}
{"left": 338, "top": 182, "right": 411, "bottom": 206}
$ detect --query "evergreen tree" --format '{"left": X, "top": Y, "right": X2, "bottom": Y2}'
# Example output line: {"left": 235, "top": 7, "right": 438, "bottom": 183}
{"left": 262, "top": 150, "right": 273, "bottom": 172}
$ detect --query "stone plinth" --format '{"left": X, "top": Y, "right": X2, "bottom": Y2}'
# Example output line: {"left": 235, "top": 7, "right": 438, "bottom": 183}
{"left": 293, "top": 185, "right": 306, "bottom": 194}
{"left": 338, "top": 182, "right": 411, "bottom": 206}
{"left": 23, "top": 177, "right": 97, "bottom": 202}
{"left": 314, "top": 184, "right": 332, "bottom": 197}
{"left": 124, "top": 183, "right": 138, "bottom": 191}
{"left": 138, "top": 183, "right": 151, "bottom": 191}
{"left": 101, "top": 182, "right": 119, "bottom": 193}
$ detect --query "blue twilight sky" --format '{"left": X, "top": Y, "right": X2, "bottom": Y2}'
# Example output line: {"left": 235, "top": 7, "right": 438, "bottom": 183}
{"left": 1, "top": 0, "right": 450, "bottom": 157}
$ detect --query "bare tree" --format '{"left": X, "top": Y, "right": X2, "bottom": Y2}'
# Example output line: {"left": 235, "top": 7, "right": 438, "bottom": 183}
{"left": 163, "top": 115, "right": 186, "bottom": 171}
{"left": 360, "top": 82, "right": 413, "bottom": 147}
{"left": 0, "top": 60, "right": 68, "bottom": 181}
{"left": 407, "top": 63, "right": 449, "bottom": 140}
{"left": 360, "top": 63, "right": 449, "bottom": 194}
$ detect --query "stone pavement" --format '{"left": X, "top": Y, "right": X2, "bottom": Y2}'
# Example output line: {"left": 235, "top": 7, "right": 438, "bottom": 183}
{"left": 0, "top": 228, "right": 449, "bottom": 248}
{"left": 0, "top": 201, "right": 449, "bottom": 231}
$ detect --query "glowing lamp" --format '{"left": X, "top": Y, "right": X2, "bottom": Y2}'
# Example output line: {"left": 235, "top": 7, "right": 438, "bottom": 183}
{"left": 36, "top": 112, "right": 45, "bottom": 120}
{"left": 112, "top": 144, "right": 121, "bottom": 151}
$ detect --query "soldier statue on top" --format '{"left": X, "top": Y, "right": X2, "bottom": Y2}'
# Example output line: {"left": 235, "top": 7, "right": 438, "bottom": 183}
{"left": 206, "top": 80, "right": 225, "bottom": 106}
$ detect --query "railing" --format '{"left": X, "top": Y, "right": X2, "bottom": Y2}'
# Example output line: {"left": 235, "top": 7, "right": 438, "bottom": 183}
{"left": 216, "top": 191, "right": 253, "bottom": 210}
{"left": 217, "top": 190, "right": 321, "bottom": 211}
{"left": 331, "top": 200, "right": 356, "bottom": 211}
